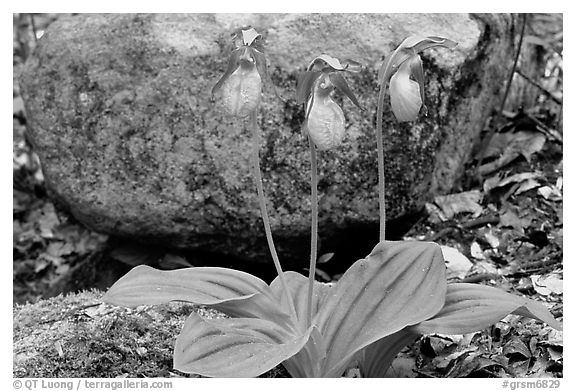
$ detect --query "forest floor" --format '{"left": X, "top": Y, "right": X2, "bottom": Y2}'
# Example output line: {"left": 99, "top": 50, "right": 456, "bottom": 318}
{"left": 13, "top": 14, "right": 563, "bottom": 378}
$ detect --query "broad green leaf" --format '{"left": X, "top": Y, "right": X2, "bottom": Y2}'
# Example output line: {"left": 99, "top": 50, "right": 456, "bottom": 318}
{"left": 270, "top": 272, "right": 330, "bottom": 377}
{"left": 270, "top": 271, "right": 332, "bottom": 327}
{"left": 282, "top": 326, "right": 326, "bottom": 377}
{"left": 329, "top": 72, "right": 363, "bottom": 110}
{"left": 102, "top": 265, "right": 291, "bottom": 324}
{"left": 316, "top": 240, "right": 447, "bottom": 377}
{"left": 211, "top": 48, "right": 242, "bottom": 97}
{"left": 412, "top": 283, "right": 562, "bottom": 335}
{"left": 174, "top": 313, "right": 312, "bottom": 377}
{"left": 357, "top": 329, "right": 419, "bottom": 378}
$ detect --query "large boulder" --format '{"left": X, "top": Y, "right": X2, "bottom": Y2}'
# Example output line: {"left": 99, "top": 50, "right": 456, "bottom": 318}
{"left": 20, "top": 13, "right": 514, "bottom": 268}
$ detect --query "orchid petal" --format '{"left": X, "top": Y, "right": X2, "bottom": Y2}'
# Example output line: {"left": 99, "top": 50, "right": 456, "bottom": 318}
{"left": 410, "top": 36, "right": 458, "bottom": 54}
{"left": 409, "top": 55, "right": 428, "bottom": 116}
{"left": 220, "top": 63, "right": 262, "bottom": 117}
{"left": 341, "top": 58, "right": 363, "bottom": 73}
{"left": 212, "top": 48, "right": 242, "bottom": 97}
{"left": 378, "top": 47, "right": 412, "bottom": 86}
{"left": 296, "top": 71, "right": 322, "bottom": 105}
{"left": 389, "top": 58, "right": 422, "bottom": 122}
{"left": 307, "top": 54, "right": 345, "bottom": 72}
{"left": 306, "top": 94, "right": 346, "bottom": 151}
{"left": 329, "top": 72, "right": 363, "bottom": 110}
{"left": 241, "top": 27, "right": 261, "bottom": 46}
{"left": 378, "top": 35, "right": 457, "bottom": 86}
{"left": 252, "top": 49, "right": 284, "bottom": 101}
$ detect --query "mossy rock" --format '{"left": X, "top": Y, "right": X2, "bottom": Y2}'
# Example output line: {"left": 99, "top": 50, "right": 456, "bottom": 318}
{"left": 12, "top": 290, "right": 288, "bottom": 378}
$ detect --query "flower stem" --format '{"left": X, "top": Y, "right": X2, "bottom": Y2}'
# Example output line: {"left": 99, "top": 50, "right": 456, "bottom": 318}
{"left": 376, "top": 85, "right": 387, "bottom": 242}
{"left": 249, "top": 111, "right": 298, "bottom": 320}
{"left": 306, "top": 136, "right": 319, "bottom": 328}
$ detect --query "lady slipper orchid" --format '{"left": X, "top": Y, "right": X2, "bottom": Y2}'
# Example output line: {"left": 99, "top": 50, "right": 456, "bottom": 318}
{"left": 305, "top": 74, "right": 346, "bottom": 151}
{"left": 219, "top": 50, "right": 262, "bottom": 117}
{"left": 379, "top": 36, "right": 457, "bottom": 122}
{"left": 213, "top": 27, "right": 275, "bottom": 117}
{"left": 297, "top": 54, "right": 363, "bottom": 150}
{"left": 103, "top": 32, "right": 562, "bottom": 379}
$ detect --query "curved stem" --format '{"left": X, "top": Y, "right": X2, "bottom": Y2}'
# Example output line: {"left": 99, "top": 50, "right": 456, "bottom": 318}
{"left": 306, "top": 136, "right": 319, "bottom": 328}
{"left": 249, "top": 111, "right": 298, "bottom": 319}
{"left": 376, "top": 85, "right": 387, "bottom": 242}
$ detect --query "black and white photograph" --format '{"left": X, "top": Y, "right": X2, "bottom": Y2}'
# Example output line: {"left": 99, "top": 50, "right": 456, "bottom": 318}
{"left": 12, "top": 9, "right": 564, "bottom": 383}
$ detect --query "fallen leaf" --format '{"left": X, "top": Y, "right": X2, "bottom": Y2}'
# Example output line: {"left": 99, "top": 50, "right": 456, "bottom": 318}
{"left": 542, "top": 329, "right": 563, "bottom": 348}
{"left": 479, "top": 131, "right": 546, "bottom": 175}
{"left": 441, "top": 245, "right": 473, "bottom": 279}
{"left": 470, "top": 242, "right": 486, "bottom": 260}
{"left": 484, "top": 232, "right": 500, "bottom": 249}
{"left": 555, "top": 176, "right": 563, "bottom": 191}
{"left": 530, "top": 274, "right": 563, "bottom": 295}
{"left": 447, "top": 353, "right": 504, "bottom": 378}
{"left": 386, "top": 356, "right": 416, "bottom": 378}
{"left": 515, "top": 179, "right": 541, "bottom": 195}
{"left": 538, "top": 185, "right": 562, "bottom": 201}
{"left": 480, "top": 133, "right": 513, "bottom": 160}
{"left": 517, "top": 277, "right": 533, "bottom": 291}
{"left": 318, "top": 252, "right": 335, "bottom": 264}
{"left": 425, "top": 202, "right": 447, "bottom": 223}
{"left": 46, "top": 241, "right": 75, "bottom": 258}
{"left": 503, "top": 339, "right": 532, "bottom": 360}
{"left": 344, "top": 368, "right": 361, "bottom": 377}
{"left": 483, "top": 174, "right": 503, "bottom": 194}
{"left": 84, "top": 303, "right": 114, "bottom": 318}
{"left": 432, "top": 348, "right": 476, "bottom": 370}
{"left": 433, "top": 190, "right": 483, "bottom": 220}
{"left": 547, "top": 347, "right": 562, "bottom": 362}
{"left": 471, "top": 260, "right": 499, "bottom": 275}
{"left": 38, "top": 203, "right": 60, "bottom": 239}
{"left": 499, "top": 207, "right": 526, "bottom": 232}
{"left": 426, "top": 335, "right": 456, "bottom": 356}
{"left": 497, "top": 172, "right": 542, "bottom": 188}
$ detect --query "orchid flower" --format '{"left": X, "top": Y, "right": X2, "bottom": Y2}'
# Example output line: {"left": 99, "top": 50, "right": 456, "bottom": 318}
{"left": 212, "top": 27, "right": 275, "bottom": 117}
{"left": 297, "top": 54, "right": 363, "bottom": 150}
{"left": 379, "top": 36, "right": 457, "bottom": 122}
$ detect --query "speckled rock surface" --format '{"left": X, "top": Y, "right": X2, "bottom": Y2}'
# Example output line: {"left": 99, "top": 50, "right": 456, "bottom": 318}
{"left": 20, "top": 14, "right": 514, "bottom": 267}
